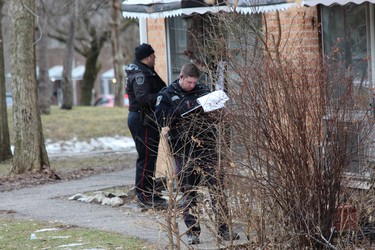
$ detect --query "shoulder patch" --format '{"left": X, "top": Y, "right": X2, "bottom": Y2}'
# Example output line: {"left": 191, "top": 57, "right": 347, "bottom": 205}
{"left": 135, "top": 75, "right": 145, "bottom": 85}
{"left": 171, "top": 95, "right": 180, "bottom": 102}
{"left": 156, "top": 95, "right": 163, "bottom": 106}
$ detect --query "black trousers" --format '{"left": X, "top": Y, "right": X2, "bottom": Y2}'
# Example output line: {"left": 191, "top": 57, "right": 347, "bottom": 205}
{"left": 173, "top": 138, "right": 230, "bottom": 236}
{"left": 128, "top": 111, "right": 160, "bottom": 201}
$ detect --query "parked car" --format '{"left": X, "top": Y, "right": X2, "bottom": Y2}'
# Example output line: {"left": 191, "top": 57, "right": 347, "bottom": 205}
{"left": 94, "top": 95, "right": 115, "bottom": 107}
{"left": 94, "top": 94, "right": 129, "bottom": 107}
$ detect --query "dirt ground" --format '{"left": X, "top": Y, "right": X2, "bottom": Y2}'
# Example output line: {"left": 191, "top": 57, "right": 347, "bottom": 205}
{"left": 0, "top": 164, "right": 126, "bottom": 192}
{"left": 0, "top": 137, "right": 173, "bottom": 193}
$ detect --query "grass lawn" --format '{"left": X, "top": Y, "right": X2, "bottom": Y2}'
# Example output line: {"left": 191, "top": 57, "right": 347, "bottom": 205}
{"left": 7, "top": 106, "right": 131, "bottom": 142}
{"left": 0, "top": 217, "right": 154, "bottom": 249}
{"left": 0, "top": 107, "right": 155, "bottom": 249}
{"left": 1, "top": 106, "right": 132, "bottom": 175}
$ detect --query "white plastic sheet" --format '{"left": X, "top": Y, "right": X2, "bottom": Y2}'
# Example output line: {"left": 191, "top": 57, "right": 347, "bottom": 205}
{"left": 197, "top": 90, "right": 229, "bottom": 113}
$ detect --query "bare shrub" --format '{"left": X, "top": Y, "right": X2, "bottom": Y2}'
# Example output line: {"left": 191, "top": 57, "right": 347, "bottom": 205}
{"left": 173, "top": 9, "right": 375, "bottom": 249}
{"left": 158, "top": 7, "right": 374, "bottom": 249}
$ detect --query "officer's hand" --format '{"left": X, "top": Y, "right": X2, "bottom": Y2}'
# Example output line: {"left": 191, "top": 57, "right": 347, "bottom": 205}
{"left": 178, "top": 99, "right": 200, "bottom": 117}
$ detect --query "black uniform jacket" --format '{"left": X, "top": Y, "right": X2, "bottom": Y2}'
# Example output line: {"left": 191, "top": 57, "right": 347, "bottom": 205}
{"left": 125, "top": 60, "right": 166, "bottom": 114}
{"left": 155, "top": 79, "right": 215, "bottom": 146}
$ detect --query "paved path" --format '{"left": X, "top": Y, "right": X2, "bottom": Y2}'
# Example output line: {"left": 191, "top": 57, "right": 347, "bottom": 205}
{"left": 0, "top": 159, "right": 247, "bottom": 249}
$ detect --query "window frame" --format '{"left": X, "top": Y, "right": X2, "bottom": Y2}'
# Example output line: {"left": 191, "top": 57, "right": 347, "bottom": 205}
{"left": 165, "top": 16, "right": 191, "bottom": 83}
{"left": 320, "top": 3, "right": 375, "bottom": 175}
{"left": 321, "top": 3, "right": 374, "bottom": 91}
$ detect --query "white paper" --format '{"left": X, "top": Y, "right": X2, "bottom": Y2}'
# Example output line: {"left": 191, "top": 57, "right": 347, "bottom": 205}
{"left": 197, "top": 90, "right": 229, "bottom": 113}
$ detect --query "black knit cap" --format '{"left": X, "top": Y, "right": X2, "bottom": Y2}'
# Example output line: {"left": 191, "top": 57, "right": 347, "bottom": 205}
{"left": 135, "top": 43, "right": 155, "bottom": 61}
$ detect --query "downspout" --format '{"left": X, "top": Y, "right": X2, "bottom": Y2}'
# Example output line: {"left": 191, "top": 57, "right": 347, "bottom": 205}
{"left": 370, "top": 5, "right": 375, "bottom": 117}
{"left": 370, "top": 6, "right": 375, "bottom": 87}
{"left": 165, "top": 19, "right": 171, "bottom": 84}
{"left": 139, "top": 18, "right": 148, "bottom": 43}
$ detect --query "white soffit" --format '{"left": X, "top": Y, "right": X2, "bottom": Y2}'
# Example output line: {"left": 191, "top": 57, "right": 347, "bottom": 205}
{"left": 122, "top": 0, "right": 301, "bottom": 19}
{"left": 48, "top": 65, "right": 86, "bottom": 80}
{"left": 101, "top": 68, "right": 115, "bottom": 79}
{"left": 100, "top": 66, "right": 126, "bottom": 80}
{"left": 303, "top": 0, "right": 375, "bottom": 6}
{"left": 72, "top": 65, "right": 85, "bottom": 80}
{"left": 48, "top": 65, "right": 63, "bottom": 79}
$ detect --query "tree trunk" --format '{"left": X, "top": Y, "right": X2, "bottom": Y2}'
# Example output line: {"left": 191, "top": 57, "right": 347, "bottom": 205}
{"left": 80, "top": 53, "right": 98, "bottom": 105}
{"left": 9, "top": 0, "right": 57, "bottom": 178}
{"left": 36, "top": 2, "right": 51, "bottom": 114}
{"left": 80, "top": 37, "right": 104, "bottom": 106}
{"left": 61, "top": 0, "right": 77, "bottom": 110}
{"left": 0, "top": 0, "right": 12, "bottom": 162}
{"left": 111, "top": 0, "right": 124, "bottom": 107}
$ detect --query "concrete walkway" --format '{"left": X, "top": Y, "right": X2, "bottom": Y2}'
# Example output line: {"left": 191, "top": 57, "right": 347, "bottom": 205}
{"left": 0, "top": 160, "right": 247, "bottom": 249}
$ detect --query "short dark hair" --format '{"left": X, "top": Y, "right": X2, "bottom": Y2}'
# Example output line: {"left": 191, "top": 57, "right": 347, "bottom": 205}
{"left": 180, "top": 63, "right": 200, "bottom": 79}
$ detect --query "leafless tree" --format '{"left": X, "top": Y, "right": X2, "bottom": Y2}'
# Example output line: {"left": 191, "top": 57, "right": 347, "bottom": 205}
{"left": 8, "top": 0, "right": 58, "bottom": 179}
{"left": 47, "top": 0, "right": 137, "bottom": 106}
{"left": 36, "top": 0, "right": 51, "bottom": 114}
{"left": 60, "top": 0, "right": 77, "bottom": 110}
{"left": 111, "top": 0, "right": 124, "bottom": 107}
{"left": 47, "top": 0, "right": 108, "bottom": 105}
{"left": 0, "top": 0, "right": 12, "bottom": 162}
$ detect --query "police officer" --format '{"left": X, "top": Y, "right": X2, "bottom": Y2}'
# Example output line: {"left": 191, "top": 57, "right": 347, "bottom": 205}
{"left": 155, "top": 63, "right": 240, "bottom": 245}
{"left": 126, "top": 43, "right": 167, "bottom": 208}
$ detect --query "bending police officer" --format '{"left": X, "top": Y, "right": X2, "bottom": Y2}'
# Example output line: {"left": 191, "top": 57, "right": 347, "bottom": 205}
{"left": 155, "top": 63, "right": 240, "bottom": 245}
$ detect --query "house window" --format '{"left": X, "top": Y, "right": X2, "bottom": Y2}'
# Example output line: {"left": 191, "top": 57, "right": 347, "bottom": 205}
{"left": 321, "top": 3, "right": 375, "bottom": 175}
{"left": 321, "top": 3, "right": 373, "bottom": 91}
{"left": 167, "top": 17, "right": 190, "bottom": 82}
{"left": 322, "top": 111, "right": 374, "bottom": 176}
{"left": 166, "top": 14, "right": 218, "bottom": 83}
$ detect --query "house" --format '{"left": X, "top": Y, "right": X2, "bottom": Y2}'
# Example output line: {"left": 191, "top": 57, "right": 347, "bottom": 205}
{"left": 5, "top": 65, "right": 85, "bottom": 107}
{"left": 122, "top": 0, "right": 374, "bottom": 86}
{"left": 122, "top": 0, "right": 305, "bottom": 83}
{"left": 99, "top": 66, "right": 129, "bottom": 107}
{"left": 122, "top": 0, "right": 375, "bottom": 175}
{"left": 99, "top": 66, "right": 126, "bottom": 96}
{"left": 121, "top": 1, "right": 375, "bottom": 246}
{"left": 47, "top": 65, "right": 85, "bottom": 106}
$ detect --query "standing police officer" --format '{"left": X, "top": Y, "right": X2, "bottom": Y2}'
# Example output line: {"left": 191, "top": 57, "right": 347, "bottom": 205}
{"left": 126, "top": 43, "right": 167, "bottom": 208}
{"left": 155, "top": 63, "right": 240, "bottom": 245}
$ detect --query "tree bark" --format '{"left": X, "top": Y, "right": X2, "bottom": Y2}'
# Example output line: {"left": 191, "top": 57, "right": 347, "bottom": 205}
{"left": 80, "top": 50, "right": 99, "bottom": 105}
{"left": 79, "top": 30, "right": 108, "bottom": 106}
{"left": 61, "top": 0, "right": 77, "bottom": 110}
{"left": 9, "top": 0, "right": 56, "bottom": 178}
{"left": 36, "top": 1, "right": 51, "bottom": 114}
{"left": 0, "top": 0, "right": 12, "bottom": 162}
{"left": 111, "top": 0, "right": 124, "bottom": 107}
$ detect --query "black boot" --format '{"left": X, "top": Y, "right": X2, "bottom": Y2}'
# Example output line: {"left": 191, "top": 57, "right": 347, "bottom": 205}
{"left": 218, "top": 224, "right": 240, "bottom": 241}
{"left": 187, "top": 233, "right": 200, "bottom": 245}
